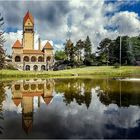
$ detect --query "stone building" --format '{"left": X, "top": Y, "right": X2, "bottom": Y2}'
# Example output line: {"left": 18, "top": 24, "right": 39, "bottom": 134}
{"left": 12, "top": 11, "right": 54, "bottom": 71}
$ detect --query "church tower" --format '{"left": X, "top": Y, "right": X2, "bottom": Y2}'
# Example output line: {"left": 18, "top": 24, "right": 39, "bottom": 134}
{"left": 23, "top": 11, "right": 34, "bottom": 50}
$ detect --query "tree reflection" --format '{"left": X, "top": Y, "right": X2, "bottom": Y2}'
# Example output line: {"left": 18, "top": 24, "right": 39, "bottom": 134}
{"left": 0, "top": 82, "right": 5, "bottom": 134}
{"left": 96, "top": 80, "right": 140, "bottom": 107}
{"left": 55, "top": 79, "right": 92, "bottom": 108}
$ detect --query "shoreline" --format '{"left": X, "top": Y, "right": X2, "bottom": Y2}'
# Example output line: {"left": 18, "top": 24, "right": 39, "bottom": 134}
{"left": 0, "top": 66, "right": 140, "bottom": 80}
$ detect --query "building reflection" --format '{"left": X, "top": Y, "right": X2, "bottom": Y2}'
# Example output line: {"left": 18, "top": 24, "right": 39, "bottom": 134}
{"left": 11, "top": 79, "right": 55, "bottom": 134}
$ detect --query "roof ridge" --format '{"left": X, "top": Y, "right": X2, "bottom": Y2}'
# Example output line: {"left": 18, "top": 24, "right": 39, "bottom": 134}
{"left": 12, "top": 40, "right": 22, "bottom": 48}
{"left": 23, "top": 11, "right": 34, "bottom": 25}
{"left": 43, "top": 41, "right": 53, "bottom": 49}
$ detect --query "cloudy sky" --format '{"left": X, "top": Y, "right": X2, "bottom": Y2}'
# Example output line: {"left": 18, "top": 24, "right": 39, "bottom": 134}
{"left": 0, "top": 0, "right": 140, "bottom": 55}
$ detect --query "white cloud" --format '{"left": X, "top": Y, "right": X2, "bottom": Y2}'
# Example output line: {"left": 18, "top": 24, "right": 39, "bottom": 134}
{"left": 4, "top": 30, "right": 22, "bottom": 55}
{"left": 2, "top": 0, "right": 140, "bottom": 55}
{"left": 109, "top": 11, "right": 140, "bottom": 36}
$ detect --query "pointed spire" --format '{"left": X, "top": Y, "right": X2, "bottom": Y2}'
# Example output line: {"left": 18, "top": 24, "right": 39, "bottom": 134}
{"left": 23, "top": 10, "right": 34, "bottom": 25}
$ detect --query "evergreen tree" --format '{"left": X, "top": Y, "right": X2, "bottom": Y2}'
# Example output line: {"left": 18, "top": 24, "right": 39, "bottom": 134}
{"left": 96, "top": 38, "right": 112, "bottom": 65}
{"left": 64, "top": 39, "right": 77, "bottom": 67}
{"left": 75, "top": 39, "right": 85, "bottom": 62}
{"left": 84, "top": 36, "right": 93, "bottom": 65}
{"left": 0, "top": 13, "right": 5, "bottom": 69}
{"left": 84, "top": 36, "right": 92, "bottom": 56}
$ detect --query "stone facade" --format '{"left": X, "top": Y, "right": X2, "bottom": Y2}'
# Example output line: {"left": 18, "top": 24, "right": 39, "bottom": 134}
{"left": 12, "top": 11, "right": 54, "bottom": 71}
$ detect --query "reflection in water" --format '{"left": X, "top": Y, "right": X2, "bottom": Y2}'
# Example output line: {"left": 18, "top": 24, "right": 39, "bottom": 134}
{"left": 0, "top": 78, "right": 140, "bottom": 138}
{"left": 12, "top": 79, "right": 55, "bottom": 134}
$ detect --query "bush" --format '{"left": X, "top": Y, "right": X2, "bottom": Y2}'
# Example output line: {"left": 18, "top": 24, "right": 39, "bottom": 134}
{"left": 67, "top": 66, "right": 71, "bottom": 69}
{"left": 5, "top": 63, "right": 17, "bottom": 70}
{"left": 113, "top": 63, "right": 120, "bottom": 68}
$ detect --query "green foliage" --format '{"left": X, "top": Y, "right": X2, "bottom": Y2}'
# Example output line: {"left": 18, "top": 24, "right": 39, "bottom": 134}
{"left": 84, "top": 36, "right": 92, "bottom": 56}
{"left": 113, "top": 63, "right": 120, "bottom": 69}
{"left": 97, "top": 36, "right": 140, "bottom": 66}
{"left": 5, "top": 63, "right": 17, "bottom": 70}
{"left": 0, "top": 13, "right": 5, "bottom": 69}
{"left": 55, "top": 50, "right": 67, "bottom": 60}
{"left": 75, "top": 39, "right": 85, "bottom": 62}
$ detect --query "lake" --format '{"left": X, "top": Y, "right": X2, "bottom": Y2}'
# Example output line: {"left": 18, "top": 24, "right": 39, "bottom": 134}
{"left": 0, "top": 78, "right": 140, "bottom": 138}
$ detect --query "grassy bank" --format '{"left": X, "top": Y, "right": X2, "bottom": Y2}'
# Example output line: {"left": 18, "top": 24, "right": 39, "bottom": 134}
{"left": 0, "top": 66, "right": 140, "bottom": 80}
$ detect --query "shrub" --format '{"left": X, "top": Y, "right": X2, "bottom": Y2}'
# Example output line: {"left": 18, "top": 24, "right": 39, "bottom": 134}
{"left": 5, "top": 64, "right": 17, "bottom": 70}
{"left": 113, "top": 63, "right": 120, "bottom": 68}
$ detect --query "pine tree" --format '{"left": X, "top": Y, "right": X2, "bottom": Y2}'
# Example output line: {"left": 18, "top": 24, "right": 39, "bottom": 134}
{"left": 75, "top": 39, "right": 85, "bottom": 62}
{"left": 84, "top": 36, "right": 93, "bottom": 65}
{"left": 84, "top": 36, "right": 92, "bottom": 56}
{"left": 0, "top": 13, "right": 5, "bottom": 69}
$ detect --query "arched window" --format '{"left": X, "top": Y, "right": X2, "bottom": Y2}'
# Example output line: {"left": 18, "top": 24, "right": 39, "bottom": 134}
{"left": 46, "top": 56, "right": 51, "bottom": 61}
{"left": 38, "top": 56, "right": 44, "bottom": 62}
{"left": 24, "top": 56, "right": 29, "bottom": 62}
{"left": 15, "top": 84, "right": 20, "bottom": 90}
{"left": 23, "top": 84, "right": 29, "bottom": 90}
{"left": 41, "top": 65, "right": 45, "bottom": 70}
{"left": 31, "top": 56, "right": 36, "bottom": 62}
{"left": 38, "top": 84, "right": 44, "bottom": 90}
{"left": 31, "top": 84, "right": 36, "bottom": 90}
{"left": 15, "top": 56, "right": 21, "bottom": 62}
{"left": 25, "top": 65, "right": 30, "bottom": 71}
{"left": 33, "top": 65, "right": 38, "bottom": 71}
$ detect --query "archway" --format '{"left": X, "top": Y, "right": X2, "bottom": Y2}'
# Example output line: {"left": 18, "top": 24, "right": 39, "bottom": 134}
{"left": 15, "top": 56, "right": 21, "bottom": 62}
{"left": 31, "top": 56, "right": 36, "bottom": 62}
{"left": 15, "top": 84, "right": 20, "bottom": 90}
{"left": 46, "top": 56, "right": 51, "bottom": 61}
{"left": 38, "top": 56, "right": 44, "bottom": 62}
{"left": 33, "top": 65, "right": 38, "bottom": 71}
{"left": 41, "top": 65, "right": 45, "bottom": 70}
{"left": 24, "top": 56, "right": 29, "bottom": 62}
{"left": 25, "top": 65, "right": 30, "bottom": 71}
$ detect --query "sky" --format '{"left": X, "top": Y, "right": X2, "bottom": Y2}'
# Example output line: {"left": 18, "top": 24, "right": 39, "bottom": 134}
{"left": 0, "top": 0, "right": 140, "bottom": 55}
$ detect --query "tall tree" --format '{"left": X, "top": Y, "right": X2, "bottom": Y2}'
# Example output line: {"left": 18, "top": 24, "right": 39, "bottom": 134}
{"left": 84, "top": 36, "right": 93, "bottom": 65}
{"left": 75, "top": 39, "right": 85, "bottom": 62}
{"left": 96, "top": 38, "right": 112, "bottom": 65}
{"left": 84, "top": 36, "right": 92, "bottom": 56}
{"left": 64, "top": 39, "right": 77, "bottom": 66}
{"left": 0, "top": 13, "right": 5, "bottom": 69}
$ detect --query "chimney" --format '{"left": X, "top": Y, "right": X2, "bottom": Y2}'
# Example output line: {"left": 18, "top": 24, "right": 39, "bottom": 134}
{"left": 38, "top": 38, "right": 41, "bottom": 50}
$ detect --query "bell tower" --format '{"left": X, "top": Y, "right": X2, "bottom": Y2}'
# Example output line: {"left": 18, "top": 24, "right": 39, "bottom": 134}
{"left": 23, "top": 11, "right": 34, "bottom": 50}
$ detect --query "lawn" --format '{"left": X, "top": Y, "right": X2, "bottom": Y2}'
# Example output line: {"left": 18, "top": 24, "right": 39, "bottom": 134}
{"left": 0, "top": 66, "right": 140, "bottom": 80}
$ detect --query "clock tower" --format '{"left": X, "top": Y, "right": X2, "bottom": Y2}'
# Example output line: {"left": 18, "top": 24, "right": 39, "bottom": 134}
{"left": 23, "top": 11, "right": 34, "bottom": 50}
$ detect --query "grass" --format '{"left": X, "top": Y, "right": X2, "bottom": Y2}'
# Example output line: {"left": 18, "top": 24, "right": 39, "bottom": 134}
{"left": 0, "top": 66, "right": 140, "bottom": 80}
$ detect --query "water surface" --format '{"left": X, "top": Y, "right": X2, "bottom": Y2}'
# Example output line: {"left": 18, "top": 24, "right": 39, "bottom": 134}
{"left": 0, "top": 78, "right": 140, "bottom": 138}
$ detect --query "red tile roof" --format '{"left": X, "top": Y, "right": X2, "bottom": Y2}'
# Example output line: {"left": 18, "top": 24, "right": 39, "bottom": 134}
{"left": 12, "top": 40, "right": 22, "bottom": 48}
{"left": 23, "top": 11, "right": 34, "bottom": 25}
{"left": 43, "top": 41, "right": 53, "bottom": 49}
{"left": 43, "top": 96, "right": 53, "bottom": 105}
{"left": 13, "top": 98, "right": 21, "bottom": 106}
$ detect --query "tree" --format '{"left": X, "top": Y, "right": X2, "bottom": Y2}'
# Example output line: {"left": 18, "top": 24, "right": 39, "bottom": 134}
{"left": 96, "top": 38, "right": 112, "bottom": 65}
{"left": 84, "top": 36, "right": 92, "bottom": 56}
{"left": 83, "top": 36, "right": 93, "bottom": 66}
{"left": 55, "top": 50, "right": 67, "bottom": 60}
{"left": 64, "top": 39, "right": 77, "bottom": 67}
{"left": 0, "top": 13, "right": 5, "bottom": 69}
{"left": 75, "top": 39, "right": 85, "bottom": 62}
